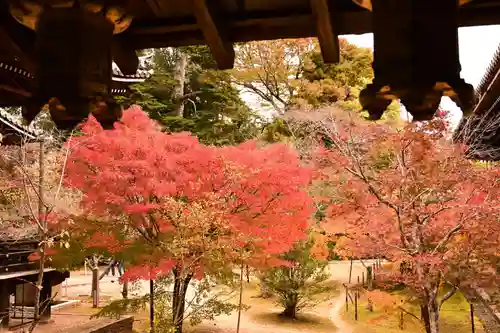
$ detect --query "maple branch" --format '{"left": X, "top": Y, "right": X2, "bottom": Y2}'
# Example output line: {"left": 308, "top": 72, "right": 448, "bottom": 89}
{"left": 15, "top": 153, "right": 46, "bottom": 211}
{"left": 439, "top": 284, "right": 459, "bottom": 309}
{"left": 421, "top": 207, "right": 450, "bottom": 226}
{"left": 54, "top": 131, "right": 74, "bottom": 202}
{"left": 398, "top": 306, "right": 421, "bottom": 322}
{"left": 432, "top": 224, "right": 462, "bottom": 255}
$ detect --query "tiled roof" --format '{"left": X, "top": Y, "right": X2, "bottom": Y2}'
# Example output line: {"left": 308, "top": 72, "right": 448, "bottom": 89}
{"left": 0, "top": 60, "right": 151, "bottom": 83}
{"left": 0, "top": 55, "right": 154, "bottom": 140}
{"left": 476, "top": 43, "right": 500, "bottom": 98}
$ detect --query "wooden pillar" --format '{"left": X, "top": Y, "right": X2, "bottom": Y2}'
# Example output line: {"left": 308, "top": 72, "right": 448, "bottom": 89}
{"left": 0, "top": 282, "right": 10, "bottom": 330}
{"left": 39, "top": 278, "right": 52, "bottom": 322}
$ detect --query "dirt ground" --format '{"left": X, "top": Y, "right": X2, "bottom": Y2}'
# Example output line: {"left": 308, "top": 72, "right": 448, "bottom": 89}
{"left": 14, "top": 261, "right": 376, "bottom": 333}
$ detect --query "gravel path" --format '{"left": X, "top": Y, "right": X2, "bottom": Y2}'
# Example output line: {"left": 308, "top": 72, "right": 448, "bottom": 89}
{"left": 329, "top": 296, "right": 353, "bottom": 333}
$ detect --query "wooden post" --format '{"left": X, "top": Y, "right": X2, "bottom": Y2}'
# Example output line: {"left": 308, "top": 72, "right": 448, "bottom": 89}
{"left": 150, "top": 279, "right": 155, "bottom": 333}
{"left": 362, "top": 272, "right": 365, "bottom": 286}
{"left": 354, "top": 291, "right": 358, "bottom": 321}
{"left": 0, "top": 282, "right": 10, "bottom": 329}
{"left": 348, "top": 259, "right": 353, "bottom": 283}
{"left": 345, "top": 285, "right": 349, "bottom": 312}
{"left": 470, "top": 303, "right": 475, "bottom": 333}
{"left": 92, "top": 268, "right": 99, "bottom": 308}
{"left": 357, "top": 276, "right": 360, "bottom": 284}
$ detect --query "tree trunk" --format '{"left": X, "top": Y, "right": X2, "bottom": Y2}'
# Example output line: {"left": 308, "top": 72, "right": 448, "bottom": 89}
{"left": 282, "top": 291, "right": 298, "bottom": 319}
{"left": 172, "top": 50, "right": 188, "bottom": 117}
{"left": 122, "top": 281, "right": 128, "bottom": 299}
{"left": 421, "top": 295, "right": 440, "bottom": 333}
{"left": 366, "top": 266, "right": 373, "bottom": 290}
{"left": 172, "top": 268, "right": 193, "bottom": 333}
{"left": 283, "top": 303, "right": 297, "bottom": 319}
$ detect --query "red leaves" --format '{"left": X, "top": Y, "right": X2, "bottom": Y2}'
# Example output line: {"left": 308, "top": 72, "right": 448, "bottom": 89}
{"left": 28, "top": 248, "right": 57, "bottom": 261}
{"left": 314, "top": 116, "right": 500, "bottom": 293}
{"left": 85, "top": 232, "right": 125, "bottom": 254}
{"left": 121, "top": 259, "right": 176, "bottom": 282}
{"left": 66, "top": 106, "right": 313, "bottom": 281}
{"left": 469, "top": 191, "right": 486, "bottom": 205}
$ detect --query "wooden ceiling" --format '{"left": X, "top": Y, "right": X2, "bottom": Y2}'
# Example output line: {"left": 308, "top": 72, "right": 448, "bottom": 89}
{"left": 2, "top": 1, "right": 500, "bottom": 73}
{"left": 1, "top": 0, "right": 500, "bottom": 109}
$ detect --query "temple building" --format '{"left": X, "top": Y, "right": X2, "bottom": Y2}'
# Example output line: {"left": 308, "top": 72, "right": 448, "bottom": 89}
{"left": 0, "top": 57, "right": 151, "bottom": 330}
{"left": 0, "top": 55, "right": 153, "bottom": 145}
{"left": 454, "top": 43, "right": 500, "bottom": 162}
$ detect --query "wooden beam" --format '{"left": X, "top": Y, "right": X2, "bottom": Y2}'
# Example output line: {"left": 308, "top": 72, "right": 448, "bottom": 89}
{"left": 111, "top": 37, "right": 139, "bottom": 75}
{"left": 310, "top": 0, "right": 339, "bottom": 63}
{"left": 192, "top": 0, "right": 235, "bottom": 70}
{"left": 0, "top": 84, "right": 31, "bottom": 98}
{"left": 145, "top": 0, "right": 164, "bottom": 16}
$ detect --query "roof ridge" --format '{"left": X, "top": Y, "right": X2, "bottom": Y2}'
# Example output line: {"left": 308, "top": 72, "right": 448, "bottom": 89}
{"left": 476, "top": 42, "right": 500, "bottom": 97}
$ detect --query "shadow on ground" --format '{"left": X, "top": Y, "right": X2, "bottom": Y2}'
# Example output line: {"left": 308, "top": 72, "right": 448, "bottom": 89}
{"left": 251, "top": 310, "right": 338, "bottom": 331}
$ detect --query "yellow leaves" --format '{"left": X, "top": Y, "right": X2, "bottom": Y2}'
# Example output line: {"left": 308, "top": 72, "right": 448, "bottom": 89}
{"left": 365, "top": 290, "right": 406, "bottom": 311}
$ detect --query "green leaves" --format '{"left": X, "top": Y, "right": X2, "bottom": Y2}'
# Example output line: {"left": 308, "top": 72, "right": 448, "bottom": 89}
{"left": 261, "top": 236, "right": 336, "bottom": 316}
{"left": 120, "top": 46, "right": 260, "bottom": 146}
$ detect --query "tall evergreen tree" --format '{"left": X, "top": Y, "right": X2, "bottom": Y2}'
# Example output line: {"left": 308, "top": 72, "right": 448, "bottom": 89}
{"left": 119, "top": 46, "right": 260, "bottom": 146}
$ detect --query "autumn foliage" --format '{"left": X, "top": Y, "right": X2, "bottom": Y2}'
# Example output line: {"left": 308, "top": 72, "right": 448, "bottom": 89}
{"left": 312, "top": 114, "right": 499, "bottom": 332}
{"left": 63, "top": 106, "right": 314, "bottom": 281}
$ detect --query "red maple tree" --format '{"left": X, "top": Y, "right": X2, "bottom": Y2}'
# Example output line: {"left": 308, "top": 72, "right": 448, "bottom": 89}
{"left": 63, "top": 106, "right": 313, "bottom": 332}
{"left": 313, "top": 115, "right": 499, "bottom": 333}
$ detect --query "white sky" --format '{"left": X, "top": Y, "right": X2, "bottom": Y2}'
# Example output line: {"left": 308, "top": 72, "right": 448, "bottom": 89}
{"left": 343, "top": 25, "right": 500, "bottom": 127}
{"left": 243, "top": 25, "right": 500, "bottom": 126}
{"left": 344, "top": 25, "right": 500, "bottom": 89}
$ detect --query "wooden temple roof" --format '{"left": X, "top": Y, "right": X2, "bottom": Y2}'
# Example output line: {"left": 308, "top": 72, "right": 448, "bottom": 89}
{"left": 454, "top": 43, "right": 500, "bottom": 161}
{"left": 2, "top": 1, "right": 500, "bottom": 74}
{"left": 0, "top": 55, "right": 153, "bottom": 144}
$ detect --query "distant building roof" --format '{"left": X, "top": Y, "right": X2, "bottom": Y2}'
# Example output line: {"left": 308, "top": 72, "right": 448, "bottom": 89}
{"left": 454, "top": 43, "right": 500, "bottom": 161}
{"left": 0, "top": 55, "right": 153, "bottom": 143}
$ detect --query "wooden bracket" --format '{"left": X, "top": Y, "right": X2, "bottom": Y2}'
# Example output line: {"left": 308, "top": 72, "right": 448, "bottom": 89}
{"left": 193, "top": 0, "right": 235, "bottom": 70}
{"left": 111, "top": 37, "right": 139, "bottom": 75}
{"left": 310, "top": 0, "right": 340, "bottom": 63}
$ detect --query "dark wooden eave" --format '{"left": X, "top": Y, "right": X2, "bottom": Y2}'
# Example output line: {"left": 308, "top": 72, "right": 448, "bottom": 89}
{"left": 3, "top": 1, "right": 500, "bottom": 67}
{"left": 122, "top": 0, "right": 500, "bottom": 49}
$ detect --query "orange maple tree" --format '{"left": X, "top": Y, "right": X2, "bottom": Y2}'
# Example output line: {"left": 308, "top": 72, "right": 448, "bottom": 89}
{"left": 313, "top": 115, "right": 499, "bottom": 333}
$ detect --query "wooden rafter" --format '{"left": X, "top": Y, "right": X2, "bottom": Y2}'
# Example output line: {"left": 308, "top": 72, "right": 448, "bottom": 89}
{"left": 0, "top": 25, "right": 35, "bottom": 73}
{"left": 310, "top": 0, "right": 339, "bottom": 63}
{"left": 192, "top": 0, "right": 235, "bottom": 70}
{"left": 0, "top": 84, "right": 31, "bottom": 98}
